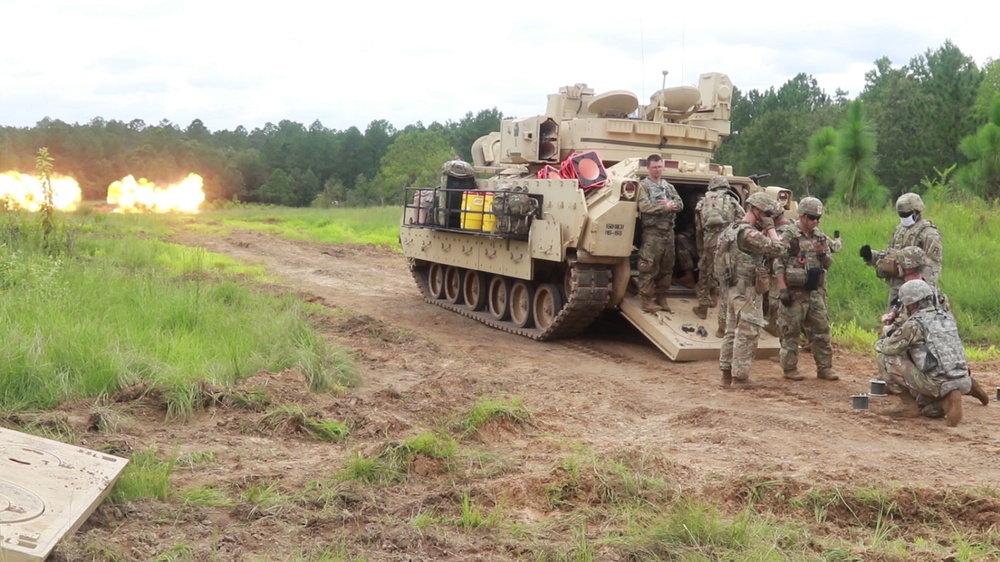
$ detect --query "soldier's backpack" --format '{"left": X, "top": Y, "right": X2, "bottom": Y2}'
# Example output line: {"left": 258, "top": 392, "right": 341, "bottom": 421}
{"left": 713, "top": 223, "right": 740, "bottom": 285}
{"left": 699, "top": 190, "right": 738, "bottom": 230}
{"left": 491, "top": 185, "right": 537, "bottom": 235}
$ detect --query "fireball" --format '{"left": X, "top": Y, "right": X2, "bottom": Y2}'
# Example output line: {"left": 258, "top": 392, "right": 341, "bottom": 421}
{"left": 0, "top": 171, "right": 83, "bottom": 211}
{"left": 107, "top": 173, "right": 205, "bottom": 213}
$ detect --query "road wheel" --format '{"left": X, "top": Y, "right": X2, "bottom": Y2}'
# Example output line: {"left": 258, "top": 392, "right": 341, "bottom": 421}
{"left": 428, "top": 263, "right": 445, "bottom": 299}
{"left": 444, "top": 266, "right": 464, "bottom": 304}
{"left": 462, "top": 271, "right": 488, "bottom": 311}
{"left": 488, "top": 275, "right": 512, "bottom": 320}
{"left": 532, "top": 283, "right": 564, "bottom": 332}
{"left": 510, "top": 280, "right": 535, "bottom": 329}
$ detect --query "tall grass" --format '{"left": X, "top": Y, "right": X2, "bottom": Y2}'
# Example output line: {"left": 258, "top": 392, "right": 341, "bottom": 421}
{"left": 824, "top": 199, "right": 1000, "bottom": 348}
{"left": 190, "top": 205, "right": 402, "bottom": 247}
{"left": 0, "top": 211, "right": 354, "bottom": 414}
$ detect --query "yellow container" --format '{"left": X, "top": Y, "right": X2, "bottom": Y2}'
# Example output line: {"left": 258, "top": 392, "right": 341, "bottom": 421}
{"left": 461, "top": 191, "right": 484, "bottom": 230}
{"left": 481, "top": 192, "right": 496, "bottom": 232}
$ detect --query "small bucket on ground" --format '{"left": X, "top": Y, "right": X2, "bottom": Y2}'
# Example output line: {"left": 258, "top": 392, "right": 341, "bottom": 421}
{"left": 869, "top": 379, "right": 887, "bottom": 396}
{"left": 852, "top": 394, "right": 869, "bottom": 411}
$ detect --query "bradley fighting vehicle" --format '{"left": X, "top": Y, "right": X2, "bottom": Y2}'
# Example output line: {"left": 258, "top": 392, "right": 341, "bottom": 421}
{"left": 399, "top": 72, "right": 792, "bottom": 360}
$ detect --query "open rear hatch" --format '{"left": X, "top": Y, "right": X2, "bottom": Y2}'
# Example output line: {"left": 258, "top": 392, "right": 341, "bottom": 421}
{"left": 618, "top": 293, "right": 780, "bottom": 362}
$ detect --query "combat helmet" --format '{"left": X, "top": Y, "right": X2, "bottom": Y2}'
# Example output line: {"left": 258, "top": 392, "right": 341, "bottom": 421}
{"left": 899, "top": 279, "right": 933, "bottom": 306}
{"left": 798, "top": 197, "right": 824, "bottom": 217}
{"left": 895, "top": 193, "right": 925, "bottom": 214}
{"left": 896, "top": 246, "right": 926, "bottom": 271}
{"left": 707, "top": 176, "right": 730, "bottom": 190}
{"left": 441, "top": 159, "right": 475, "bottom": 179}
{"left": 746, "top": 192, "right": 774, "bottom": 213}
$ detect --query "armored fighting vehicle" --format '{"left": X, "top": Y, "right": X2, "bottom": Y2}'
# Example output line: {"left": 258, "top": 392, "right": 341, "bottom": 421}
{"left": 399, "top": 72, "right": 791, "bottom": 360}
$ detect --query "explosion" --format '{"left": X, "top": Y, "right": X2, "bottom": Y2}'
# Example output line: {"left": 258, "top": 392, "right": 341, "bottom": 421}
{"left": 0, "top": 171, "right": 83, "bottom": 211}
{"left": 107, "top": 173, "right": 206, "bottom": 213}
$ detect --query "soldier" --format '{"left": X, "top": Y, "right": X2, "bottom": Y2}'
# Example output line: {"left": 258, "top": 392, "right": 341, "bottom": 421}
{"left": 875, "top": 279, "right": 970, "bottom": 427}
{"left": 716, "top": 192, "right": 786, "bottom": 387}
{"left": 636, "top": 154, "right": 683, "bottom": 313}
{"left": 764, "top": 203, "right": 796, "bottom": 338}
{"left": 773, "top": 197, "right": 839, "bottom": 382}
{"left": 881, "top": 246, "right": 949, "bottom": 327}
{"left": 861, "top": 192, "right": 943, "bottom": 308}
{"left": 879, "top": 247, "right": 990, "bottom": 406}
{"left": 693, "top": 176, "right": 743, "bottom": 319}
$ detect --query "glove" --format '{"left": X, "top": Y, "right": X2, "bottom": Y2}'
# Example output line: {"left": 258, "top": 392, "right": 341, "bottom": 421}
{"left": 779, "top": 289, "right": 793, "bottom": 307}
{"left": 860, "top": 244, "right": 873, "bottom": 262}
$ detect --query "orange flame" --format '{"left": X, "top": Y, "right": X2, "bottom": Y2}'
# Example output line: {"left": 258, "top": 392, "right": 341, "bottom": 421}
{"left": 107, "top": 174, "right": 206, "bottom": 213}
{"left": 0, "top": 171, "right": 83, "bottom": 211}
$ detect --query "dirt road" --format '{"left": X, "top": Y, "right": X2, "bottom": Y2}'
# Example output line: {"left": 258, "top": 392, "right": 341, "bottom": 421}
{"left": 52, "top": 228, "right": 1000, "bottom": 561}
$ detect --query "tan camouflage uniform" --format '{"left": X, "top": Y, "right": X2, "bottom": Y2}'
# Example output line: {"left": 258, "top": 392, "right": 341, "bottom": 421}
{"left": 773, "top": 216, "right": 836, "bottom": 379}
{"left": 718, "top": 217, "right": 785, "bottom": 381}
{"left": 637, "top": 176, "right": 683, "bottom": 307}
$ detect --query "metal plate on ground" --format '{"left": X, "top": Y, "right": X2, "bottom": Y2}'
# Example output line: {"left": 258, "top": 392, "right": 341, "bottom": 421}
{"left": 0, "top": 426, "right": 128, "bottom": 562}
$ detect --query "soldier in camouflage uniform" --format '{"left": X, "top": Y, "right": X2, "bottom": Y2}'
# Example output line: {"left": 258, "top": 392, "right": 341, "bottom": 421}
{"left": 716, "top": 192, "right": 786, "bottom": 387}
{"left": 880, "top": 246, "right": 950, "bottom": 328}
{"left": 773, "top": 197, "right": 838, "bottom": 382}
{"left": 693, "top": 176, "right": 743, "bottom": 319}
{"left": 636, "top": 154, "right": 683, "bottom": 313}
{"left": 861, "top": 193, "right": 943, "bottom": 308}
{"left": 764, "top": 204, "right": 796, "bottom": 338}
{"left": 875, "top": 279, "right": 970, "bottom": 427}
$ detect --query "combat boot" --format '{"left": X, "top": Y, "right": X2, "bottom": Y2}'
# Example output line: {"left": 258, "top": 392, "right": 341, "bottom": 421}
{"left": 783, "top": 369, "right": 805, "bottom": 381}
{"left": 692, "top": 304, "right": 708, "bottom": 319}
{"left": 655, "top": 294, "right": 673, "bottom": 312}
{"left": 969, "top": 378, "right": 990, "bottom": 406}
{"left": 943, "top": 390, "right": 963, "bottom": 427}
{"left": 641, "top": 296, "right": 663, "bottom": 313}
{"left": 720, "top": 368, "right": 732, "bottom": 387}
{"left": 817, "top": 368, "right": 840, "bottom": 381}
{"left": 715, "top": 322, "right": 726, "bottom": 338}
{"left": 887, "top": 392, "right": 920, "bottom": 418}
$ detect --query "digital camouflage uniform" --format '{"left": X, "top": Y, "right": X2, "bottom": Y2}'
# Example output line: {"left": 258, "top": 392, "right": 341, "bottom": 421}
{"left": 865, "top": 193, "right": 943, "bottom": 307}
{"left": 717, "top": 194, "right": 785, "bottom": 382}
{"left": 875, "top": 280, "right": 970, "bottom": 421}
{"left": 773, "top": 203, "right": 836, "bottom": 379}
{"left": 694, "top": 176, "right": 743, "bottom": 313}
{"left": 637, "top": 176, "right": 683, "bottom": 309}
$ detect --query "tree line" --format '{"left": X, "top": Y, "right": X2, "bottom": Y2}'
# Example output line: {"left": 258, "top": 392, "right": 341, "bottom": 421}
{"left": 1, "top": 40, "right": 997, "bottom": 208}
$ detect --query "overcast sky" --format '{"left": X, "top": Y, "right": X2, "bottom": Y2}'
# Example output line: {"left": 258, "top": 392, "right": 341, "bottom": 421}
{"left": 1, "top": 0, "right": 995, "bottom": 134}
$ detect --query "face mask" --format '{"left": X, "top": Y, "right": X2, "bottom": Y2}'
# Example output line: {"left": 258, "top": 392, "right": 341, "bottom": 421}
{"left": 900, "top": 215, "right": 916, "bottom": 227}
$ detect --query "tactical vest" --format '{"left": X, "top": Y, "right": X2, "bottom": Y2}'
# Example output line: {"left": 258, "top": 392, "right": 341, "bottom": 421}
{"left": 889, "top": 219, "right": 938, "bottom": 251}
{"left": 698, "top": 190, "right": 738, "bottom": 231}
{"left": 909, "top": 309, "right": 968, "bottom": 379}
{"left": 639, "top": 178, "right": 678, "bottom": 230}
{"left": 783, "top": 226, "right": 829, "bottom": 288}
{"left": 714, "top": 222, "right": 760, "bottom": 284}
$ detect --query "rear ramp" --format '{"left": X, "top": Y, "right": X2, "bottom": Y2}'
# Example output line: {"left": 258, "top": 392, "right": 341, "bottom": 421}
{"left": 618, "top": 293, "right": 780, "bottom": 362}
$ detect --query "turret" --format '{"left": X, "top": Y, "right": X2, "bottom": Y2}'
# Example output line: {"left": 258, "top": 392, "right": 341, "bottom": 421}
{"left": 472, "top": 72, "right": 736, "bottom": 171}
